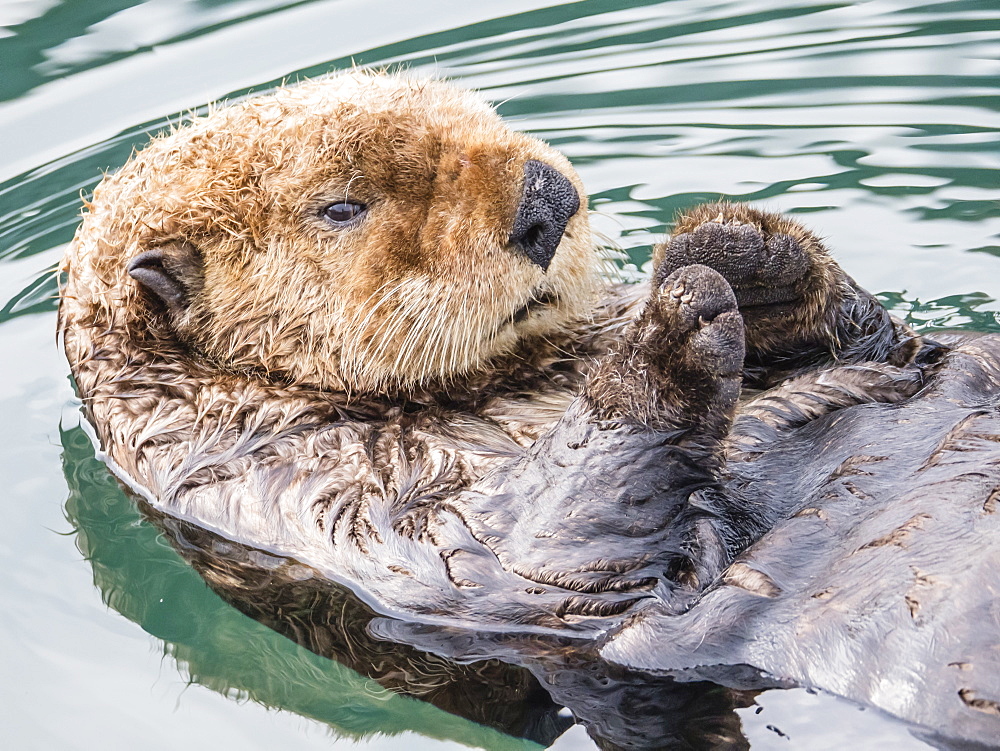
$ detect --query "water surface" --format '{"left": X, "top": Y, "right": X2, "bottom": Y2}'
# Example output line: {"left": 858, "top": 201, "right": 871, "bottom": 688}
{"left": 2, "top": 1, "right": 999, "bottom": 749}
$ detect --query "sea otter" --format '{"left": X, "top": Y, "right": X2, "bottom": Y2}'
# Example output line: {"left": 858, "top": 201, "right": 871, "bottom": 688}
{"left": 59, "top": 71, "right": 1000, "bottom": 744}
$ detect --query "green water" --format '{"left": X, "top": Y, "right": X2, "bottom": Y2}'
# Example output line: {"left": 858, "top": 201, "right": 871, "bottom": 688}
{"left": 2, "top": 1, "right": 999, "bottom": 749}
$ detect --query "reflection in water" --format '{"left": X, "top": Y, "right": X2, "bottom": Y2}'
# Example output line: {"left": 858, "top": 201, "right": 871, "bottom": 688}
{"left": 62, "top": 423, "right": 760, "bottom": 749}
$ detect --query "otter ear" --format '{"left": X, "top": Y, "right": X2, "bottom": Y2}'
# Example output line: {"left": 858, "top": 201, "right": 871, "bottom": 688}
{"left": 127, "top": 241, "right": 203, "bottom": 318}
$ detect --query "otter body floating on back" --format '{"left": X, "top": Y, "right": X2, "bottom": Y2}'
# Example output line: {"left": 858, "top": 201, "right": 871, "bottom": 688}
{"left": 60, "top": 71, "right": 1000, "bottom": 744}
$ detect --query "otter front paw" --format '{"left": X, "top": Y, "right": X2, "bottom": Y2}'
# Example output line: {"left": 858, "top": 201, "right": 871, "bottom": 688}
{"left": 587, "top": 263, "right": 744, "bottom": 431}
{"left": 651, "top": 264, "right": 746, "bottom": 380}
{"left": 654, "top": 203, "right": 913, "bottom": 385}
{"left": 655, "top": 203, "right": 840, "bottom": 353}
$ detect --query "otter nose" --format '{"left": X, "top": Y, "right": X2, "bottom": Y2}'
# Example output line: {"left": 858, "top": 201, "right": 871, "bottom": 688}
{"left": 508, "top": 160, "right": 580, "bottom": 272}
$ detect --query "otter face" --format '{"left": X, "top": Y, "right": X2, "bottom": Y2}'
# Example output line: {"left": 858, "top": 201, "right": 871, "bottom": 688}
{"left": 97, "top": 71, "right": 598, "bottom": 392}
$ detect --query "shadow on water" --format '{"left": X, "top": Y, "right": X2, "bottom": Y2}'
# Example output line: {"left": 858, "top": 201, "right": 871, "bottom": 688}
{"left": 61, "top": 422, "right": 763, "bottom": 750}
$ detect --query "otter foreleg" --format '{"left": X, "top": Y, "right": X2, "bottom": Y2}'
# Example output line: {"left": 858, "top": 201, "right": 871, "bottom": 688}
{"left": 457, "top": 264, "right": 748, "bottom": 613}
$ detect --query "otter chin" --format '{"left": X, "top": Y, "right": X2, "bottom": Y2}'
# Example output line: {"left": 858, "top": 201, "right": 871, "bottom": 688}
{"left": 60, "top": 71, "right": 1000, "bottom": 745}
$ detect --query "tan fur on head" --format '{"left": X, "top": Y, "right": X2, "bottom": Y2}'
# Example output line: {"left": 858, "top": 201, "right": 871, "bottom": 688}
{"left": 70, "top": 70, "right": 599, "bottom": 393}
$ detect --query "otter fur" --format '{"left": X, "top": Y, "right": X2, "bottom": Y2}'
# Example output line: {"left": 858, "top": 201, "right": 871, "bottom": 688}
{"left": 59, "top": 71, "right": 1000, "bottom": 743}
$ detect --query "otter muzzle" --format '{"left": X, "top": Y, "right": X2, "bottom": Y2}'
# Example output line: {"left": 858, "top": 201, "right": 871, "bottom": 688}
{"left": 509, "top": 160, "right": 580, "bottom": 272}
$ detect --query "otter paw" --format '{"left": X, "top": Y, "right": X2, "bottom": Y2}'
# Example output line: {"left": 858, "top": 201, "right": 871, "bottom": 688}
{"left": 652, "top": 264, "right": 746, "bottom": 379}
{"left": 645, "top": 202, "right": 910, "bottom": 386}
{"left": 654, "top": 203, "right": 828, "bottom": 313}
{"left": 586, "top": 264, "right": 744, "bottom": 428}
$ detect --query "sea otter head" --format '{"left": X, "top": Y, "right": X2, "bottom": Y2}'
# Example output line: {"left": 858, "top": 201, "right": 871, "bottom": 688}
{"left": 80, "top": 71, "right": 598, "bottom": 392}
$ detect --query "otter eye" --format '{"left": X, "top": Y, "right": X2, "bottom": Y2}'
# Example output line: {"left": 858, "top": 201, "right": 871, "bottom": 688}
{"left": 322, "top": 201, "right": 367, "bottom": 225}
